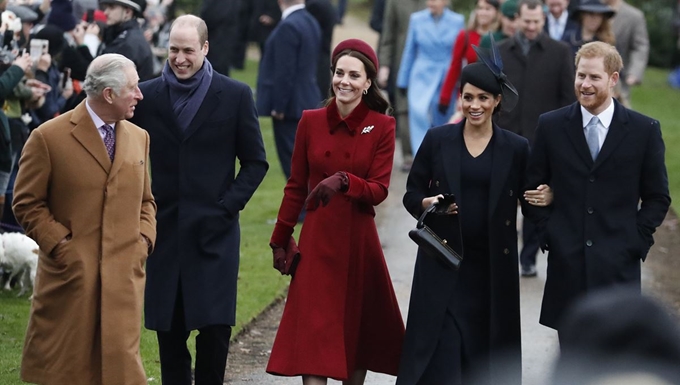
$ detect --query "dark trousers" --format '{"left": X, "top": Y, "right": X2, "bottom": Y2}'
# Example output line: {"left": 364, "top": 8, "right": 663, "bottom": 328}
{"left": 520, "top": 218, "right": 540, "bottom": 268}
{"left": 273, "top": 118, "right": 299, "bottom": 180}
{"left": 157, "top": 289, "right": 232, "bottom": 385}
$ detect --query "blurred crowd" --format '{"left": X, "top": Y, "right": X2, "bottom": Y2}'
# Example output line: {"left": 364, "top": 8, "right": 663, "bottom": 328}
{"left": 0, "top": 0, "right": 178, "bottom": 232}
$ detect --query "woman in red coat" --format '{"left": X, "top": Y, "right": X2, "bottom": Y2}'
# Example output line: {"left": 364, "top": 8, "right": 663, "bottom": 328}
{"left": 267, "top": 39, "right": 405, "bottom": 384}
{"left": 438, "top": 0, "right": 500, "bottom": 117}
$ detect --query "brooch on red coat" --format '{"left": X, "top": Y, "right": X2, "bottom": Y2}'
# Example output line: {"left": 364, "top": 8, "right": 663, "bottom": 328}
{"left": 361, "top": 125, "right": 374, "bottom": 134}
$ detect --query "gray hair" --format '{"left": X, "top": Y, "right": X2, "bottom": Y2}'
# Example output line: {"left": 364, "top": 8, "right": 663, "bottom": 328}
{"left": 83, "top": 54, "right": 135, "bottom": 99}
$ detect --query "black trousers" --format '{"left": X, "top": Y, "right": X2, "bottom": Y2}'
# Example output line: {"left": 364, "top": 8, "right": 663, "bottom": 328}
{"left": 157, "top": 289, "right": 232, "bottom": 385}
{"left": 273, "top": 118, "right": 299, "bottom": 180}
{"left": 520, "top": 218, "right": 540, "bottom": 268}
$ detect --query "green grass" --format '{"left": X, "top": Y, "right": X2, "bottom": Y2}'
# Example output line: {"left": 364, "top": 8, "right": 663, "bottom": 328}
{"left": 629, "top": 68, "right": 680, "bottom": 211}
{"left": 0, "top": 58, "right": 291, "bottom": 384}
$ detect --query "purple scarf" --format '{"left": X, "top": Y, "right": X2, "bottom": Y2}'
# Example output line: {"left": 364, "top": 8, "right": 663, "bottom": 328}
{"left": 162, "top": 58, "right": 213, "bottom": 130}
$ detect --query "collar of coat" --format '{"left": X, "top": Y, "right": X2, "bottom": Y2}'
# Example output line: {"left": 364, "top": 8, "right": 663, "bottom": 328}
{"left": 326, "top": 99, "right": 371, "bottom": 135}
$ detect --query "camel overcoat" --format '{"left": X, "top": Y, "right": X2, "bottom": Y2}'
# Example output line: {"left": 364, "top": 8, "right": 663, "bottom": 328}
{"left": 13, "top": 101, "right": 157, "bottom": 385}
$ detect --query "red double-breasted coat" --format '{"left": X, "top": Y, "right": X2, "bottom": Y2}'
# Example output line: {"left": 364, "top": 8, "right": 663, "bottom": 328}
{"left": 267, "top": 100, "right": 405, "bottom": 380}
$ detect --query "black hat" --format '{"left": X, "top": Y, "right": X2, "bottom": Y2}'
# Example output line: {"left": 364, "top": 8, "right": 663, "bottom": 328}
{"left": 461, "top": 62, "right": 502, "bottom": 95}
{"left": 33, "top": 24, "right": 67, "bottom": 57}
{"left": 466, "top": 33, "right": 519, "bottom": 112}
{"left": 46, "top": 0, "right": 77, "bottom": 32}
{"left": 572, "top": 0, "right": 615, "bottom": 20}
{"left": 7, "top": 5, "right": 39, "bottom": 24}
{"left": 99, "top": 0, "right": 146, "bottom": 18}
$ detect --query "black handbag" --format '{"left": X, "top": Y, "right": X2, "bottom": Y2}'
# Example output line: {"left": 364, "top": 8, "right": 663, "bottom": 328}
{"left": 408, "top": 204, "right": 463, "bottom": 270}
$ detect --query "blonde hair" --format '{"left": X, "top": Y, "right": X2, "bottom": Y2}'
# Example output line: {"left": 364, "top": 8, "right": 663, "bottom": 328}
{"left": 468, "top": 0, "right": 500, "bottom": 32}
{"left": 575, "top": 41, "right": 623, "bottom": 75}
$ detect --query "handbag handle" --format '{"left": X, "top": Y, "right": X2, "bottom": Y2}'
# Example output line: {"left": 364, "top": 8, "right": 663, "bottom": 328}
{"left": 416, "top": 202, "right": 464, "bottom": 258}
{"left": 416, "top": 204, "right": 437, "bottom": 229}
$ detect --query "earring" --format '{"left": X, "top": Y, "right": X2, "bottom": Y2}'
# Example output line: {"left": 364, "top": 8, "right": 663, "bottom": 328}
{"left": 363, "top": 89, "right": 368, "bottom": 95}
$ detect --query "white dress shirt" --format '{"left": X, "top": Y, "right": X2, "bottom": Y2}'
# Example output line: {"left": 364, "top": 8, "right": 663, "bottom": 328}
{"left": 547, "top": 11, "right": 569, "bottom": 40}
{"left": 86, "top": 100, "right": 116, "bottom": 141}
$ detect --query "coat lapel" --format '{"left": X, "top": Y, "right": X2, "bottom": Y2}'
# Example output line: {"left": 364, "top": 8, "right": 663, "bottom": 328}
{"left": 183, "top": 79, "right": 222, "bottom": 140}
{"left": 563, "top": 103, "right": 595, "bottom": 167}
{"left": 593, "top": 100, "right": 629, "bottom": 170}
{"left": 441, "top": 123, "right": 463, "bottom": 201}
{"left": 153, "top": 82, "right": 183, "bottom": 142}
{"left": 70, "top": 102, "right": 111, "bottom": 172}
{"left": 488, "top": 125, "right": 513, "bottom": 216}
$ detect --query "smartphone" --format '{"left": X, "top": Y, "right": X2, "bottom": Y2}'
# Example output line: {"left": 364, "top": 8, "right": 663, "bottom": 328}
{"left": 30, "top": 39, "right": 49, "bottom": 61}
{"left": 61, "top": 68, "right": 71, "bottom": 89}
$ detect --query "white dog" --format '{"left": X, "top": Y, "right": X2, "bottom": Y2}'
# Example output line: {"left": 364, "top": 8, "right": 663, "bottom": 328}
{"left": 0, "top": 232, "right": 39, "bottom": 298}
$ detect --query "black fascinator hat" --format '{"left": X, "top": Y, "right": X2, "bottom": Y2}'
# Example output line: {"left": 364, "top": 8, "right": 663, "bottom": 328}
{"left": 461, "top": 33, "right": 519, "bottom": 112}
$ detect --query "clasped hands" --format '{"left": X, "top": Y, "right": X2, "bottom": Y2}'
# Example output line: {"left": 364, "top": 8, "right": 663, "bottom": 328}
{"left": 304, "top": 171, "right": 349, "bottom": 209}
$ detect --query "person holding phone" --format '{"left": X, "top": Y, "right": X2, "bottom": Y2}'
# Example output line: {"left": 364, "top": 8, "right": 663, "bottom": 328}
{"left": 399, "top": 46, "right": 550, "bottom": 384}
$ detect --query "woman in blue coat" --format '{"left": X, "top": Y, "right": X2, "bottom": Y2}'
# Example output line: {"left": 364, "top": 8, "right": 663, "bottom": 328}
{"left": 396, "top": 0, "right": 464, "bottom": 154}
{"left": 398, "top": 50, "right": 550, "bottom": 384}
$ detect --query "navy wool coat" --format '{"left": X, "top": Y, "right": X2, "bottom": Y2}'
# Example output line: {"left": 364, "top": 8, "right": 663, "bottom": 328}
{"left": 398, "top": 122, "right": 530, "bottom": 385}
{"left": 131, "top": 73, "right": 269, "bottom": 331}
{"left": 255, "top": 7, "right": 322, "bottom": 119}
{"left": 525, "top": 100, "right": 670, "bottom": 329}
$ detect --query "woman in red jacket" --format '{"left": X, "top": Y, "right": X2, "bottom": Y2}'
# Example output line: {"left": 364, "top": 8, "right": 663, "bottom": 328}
{"left": 438, "top": 0, "right": 500, "bottom": 119}
{"left": 267, "top": 39, "right": 405, "bottom": 385}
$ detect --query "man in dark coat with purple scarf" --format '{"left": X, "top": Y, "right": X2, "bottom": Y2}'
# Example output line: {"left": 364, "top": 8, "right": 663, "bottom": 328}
{"left": 130, "top": 15, "right": 268, "bottom": 385}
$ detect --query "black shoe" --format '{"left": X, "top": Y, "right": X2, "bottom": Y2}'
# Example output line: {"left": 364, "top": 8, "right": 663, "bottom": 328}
{"left": 521, "top": 265, "right": 537, "bottom": 277}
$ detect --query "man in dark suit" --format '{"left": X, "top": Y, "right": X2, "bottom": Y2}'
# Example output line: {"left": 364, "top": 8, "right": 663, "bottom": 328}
{"left": 496, "top": 0, "right": 575, "bottom": 277}
{"left": 256, "top": 0, "right": 321, "bottom": 180}
{"left": 543, "top": 0, "right": 579, "bottom": 41}
{"left": 306, "top": 0, "right": 337, "bottom": 98}
{"left": 525, "top": 41, "right": 670, "bottom": 336}
{"left": 200, "top": 0, "right": 239, "bottom": 76}
{"left": 130, "top": 15, "right": 268, "bottom": 385}
{"left": 251, "top": 0, "right": 282, "bottom": 56}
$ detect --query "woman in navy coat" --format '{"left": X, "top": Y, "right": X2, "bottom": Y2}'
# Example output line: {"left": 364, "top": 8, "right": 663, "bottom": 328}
{"left": 398, "top": 57, "right": 549, "bottom": 384}
{"left": 267, "top": 39, "right": 404, "bottom": 384}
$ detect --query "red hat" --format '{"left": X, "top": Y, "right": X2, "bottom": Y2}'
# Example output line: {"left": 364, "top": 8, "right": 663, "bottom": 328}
{"left": 82, "top": 9, "right": 107, "bottom": 23}
{"left": 332, "top": 38, "right": 379, "bottom": 69}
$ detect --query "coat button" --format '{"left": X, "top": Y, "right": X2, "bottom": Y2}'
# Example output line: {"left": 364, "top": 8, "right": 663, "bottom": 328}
{"left": 325, "top": 151, "right": 331, "bottom": 157}
{"left": 586, "top": 240, "right": 593, "bottom": 247}
{"left": 587, "top": 207, "right": 594, "bottom": 214}
{"left": 435, "top": 180, "right": 440, "bottom": 187}
{"left": 442, "top": 239, "right": 447, "bottom": 244}
{"left": 589, "top": 176, "right": 595, "bottom": 182}
{"left": 505, "top": 220, "right": 511, "bottom": 226}
{"left": 503, "top": 248, "right": 510, "bottom": 254}
{"left": 509, "top": 190, "right": 513, "bottom": 196}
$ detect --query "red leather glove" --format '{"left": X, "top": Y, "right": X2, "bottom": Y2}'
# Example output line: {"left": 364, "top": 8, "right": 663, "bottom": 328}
{"left": 305, "top": 171, "right": 349, "bottom": 209}
{"left": 271, "top": 243, "right": 287, "bottom": 274}
{"left": 271, "top": 238, "right": 301, "bottom": 276}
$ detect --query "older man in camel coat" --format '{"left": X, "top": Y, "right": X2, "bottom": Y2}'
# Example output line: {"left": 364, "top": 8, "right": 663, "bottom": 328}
{"left": 13, "top": 54, "right": 156, "bottom": 385}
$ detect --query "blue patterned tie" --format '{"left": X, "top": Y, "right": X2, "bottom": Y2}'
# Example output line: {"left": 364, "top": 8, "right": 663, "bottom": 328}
{"left": 585, "top": 116, "right": 600, "bottom": 160}
{"left": 102, "top": 124, "right": 115, "bottom": 161}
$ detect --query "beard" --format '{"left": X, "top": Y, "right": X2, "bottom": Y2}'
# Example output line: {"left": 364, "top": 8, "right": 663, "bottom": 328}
{"left": 575, "top": 86, "right": 611, "bottom": 112}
